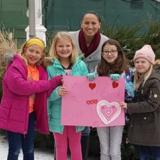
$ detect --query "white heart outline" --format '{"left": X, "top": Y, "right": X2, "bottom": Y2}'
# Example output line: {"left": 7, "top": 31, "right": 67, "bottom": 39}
{"left": 96, "top": 100, "right": 121, "bottom": 125}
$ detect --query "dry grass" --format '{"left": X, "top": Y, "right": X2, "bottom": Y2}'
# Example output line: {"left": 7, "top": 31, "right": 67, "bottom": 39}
{"left": 0, "top": 30, "right": 17, "bottom": 77}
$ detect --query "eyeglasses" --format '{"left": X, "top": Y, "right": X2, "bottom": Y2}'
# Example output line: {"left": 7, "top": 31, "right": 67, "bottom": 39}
{"left": 102, "top": 50, "right": 118, "bottom": 55}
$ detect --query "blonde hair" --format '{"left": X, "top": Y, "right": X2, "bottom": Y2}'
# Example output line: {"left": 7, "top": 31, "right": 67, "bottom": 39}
{"left": 134, "top": 64, "right": 153, "bottom": 90}
{"left": 49, "top": 32, "right": 77, "bottom": 64}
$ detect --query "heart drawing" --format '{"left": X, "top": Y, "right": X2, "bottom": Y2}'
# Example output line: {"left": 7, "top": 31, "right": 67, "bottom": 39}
{"left": 89, "top": 82, "right": 96, "bottom": 90}
{"left": 96, "top": 100, "right": 121, "bottom": 125}
{"left": 112, "top": 81, "right": 119, "bottom": 88}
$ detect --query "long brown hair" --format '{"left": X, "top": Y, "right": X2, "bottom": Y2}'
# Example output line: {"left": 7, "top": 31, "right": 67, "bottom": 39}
{"left": 97, "top": 39, "right": 128, "bottom": 76}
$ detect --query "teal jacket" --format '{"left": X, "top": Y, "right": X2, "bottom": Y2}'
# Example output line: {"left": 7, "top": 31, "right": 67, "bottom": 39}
{"left": 47, "top": 58, "right": 88, "bottom": 133}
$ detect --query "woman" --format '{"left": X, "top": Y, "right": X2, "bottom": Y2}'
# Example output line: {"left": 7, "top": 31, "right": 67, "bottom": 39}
{"left": 69, "top": 11, "right": 109, "bottom": 160}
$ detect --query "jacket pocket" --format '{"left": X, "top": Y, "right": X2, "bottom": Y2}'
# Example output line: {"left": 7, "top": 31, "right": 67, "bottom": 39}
{"left": 0, "top": 105, "right": 10, "bottom": 120}
{"left": 9, "top": 104, "right": 26, "bottom": 122}
{"left": 132, "top": 113, "right": 154, "bottom": 125}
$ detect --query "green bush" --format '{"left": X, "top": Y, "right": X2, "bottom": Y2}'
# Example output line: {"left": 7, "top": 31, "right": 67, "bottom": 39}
{"left": 103, "top": 20, "right": 160, "bottom": 60}
{"left": 0, "top": 30, "right": 17, "bottom": 99}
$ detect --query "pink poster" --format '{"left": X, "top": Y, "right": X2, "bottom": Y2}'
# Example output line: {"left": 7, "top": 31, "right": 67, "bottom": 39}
{"left": 61, "top": 76, "right": 125, "bottom": 127}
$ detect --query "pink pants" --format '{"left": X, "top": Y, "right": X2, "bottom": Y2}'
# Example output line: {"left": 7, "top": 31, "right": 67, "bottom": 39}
{"left": 53, "top": 126, "right": 82, "bottom": 160}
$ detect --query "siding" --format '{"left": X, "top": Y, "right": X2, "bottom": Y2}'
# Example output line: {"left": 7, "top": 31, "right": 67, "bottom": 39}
{"left": 0, "top": 0, "right": 160, "bottom": 40}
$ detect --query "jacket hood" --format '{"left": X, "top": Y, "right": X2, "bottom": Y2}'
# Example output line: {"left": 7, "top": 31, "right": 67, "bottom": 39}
{"left": 149, "top": 69, "right": 160, "bottom": 81}
{"left": 8, "top": 54, "right": 26, "bottom": 67}
{"left": 6, "top": 54, "right": 27, "bottom": 76}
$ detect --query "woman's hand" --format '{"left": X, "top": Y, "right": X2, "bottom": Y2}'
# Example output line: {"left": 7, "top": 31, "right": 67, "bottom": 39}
{"left": 58, "top": 86, "right": 68, "bottom": 96}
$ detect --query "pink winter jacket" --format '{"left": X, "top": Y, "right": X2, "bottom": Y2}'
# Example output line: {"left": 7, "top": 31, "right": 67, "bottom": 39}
{"left": 0, "top": 54, "right": 62, "bottom": 134}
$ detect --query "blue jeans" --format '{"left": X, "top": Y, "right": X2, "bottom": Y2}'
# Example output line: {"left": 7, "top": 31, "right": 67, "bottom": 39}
{"left": 81, "top": 127, "right": 90, "bottom": 160}
{"left": 97, "top": 126, "right": 123, "bottom": 160}
{"left": 7, "top": 112, "right": 35, "bottom": 160}
{"left": 136, "top": 145, "right": 160, "bottom": 160}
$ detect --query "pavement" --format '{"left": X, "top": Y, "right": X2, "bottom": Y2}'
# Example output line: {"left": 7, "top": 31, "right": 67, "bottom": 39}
{"left": 0, "top": 134, "right": 97, "bottom": 160}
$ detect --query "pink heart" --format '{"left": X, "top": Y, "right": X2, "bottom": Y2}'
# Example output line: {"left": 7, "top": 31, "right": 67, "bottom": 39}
{"left": 97, "top": 100, "right": 121, "bottom": 125}
{"left": 101, "top": 105, "right": 117, "bottom": 121}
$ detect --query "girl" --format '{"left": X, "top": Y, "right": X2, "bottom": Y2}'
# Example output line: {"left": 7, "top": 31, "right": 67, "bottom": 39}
{"left": 0, "top": 37, "right": 62, "bottom": 160}
{"left": 120, "top": 45, "right": 160, "bottom": 160}
{"left": 69, "top": 12, "right": 109, "bottom": 159}
{"left": 47, "top": 32, "right": 88, "bottom": 160}
{"left": 90, "top": 39, "right": 134, "bottom": 160}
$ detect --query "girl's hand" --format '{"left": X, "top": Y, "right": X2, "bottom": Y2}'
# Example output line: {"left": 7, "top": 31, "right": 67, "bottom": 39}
{"left": 110, "top": 74, "right": 120, "bottom": 81}
{"left": 119, "top": 102, "right": 127, "bottom": 109}
{"left": 58, "top": 86, "right": 68, "bottom": 96}
{"left": 87, "top": 72, "right": 97, "bottom": 81}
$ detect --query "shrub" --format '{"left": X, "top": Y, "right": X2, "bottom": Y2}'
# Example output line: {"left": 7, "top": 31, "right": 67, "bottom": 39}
{"left": 0, "top": 30, "right": 17, "bottom": 99}
{"left": 103, "top": 20, "right": 160, "bottom": 60}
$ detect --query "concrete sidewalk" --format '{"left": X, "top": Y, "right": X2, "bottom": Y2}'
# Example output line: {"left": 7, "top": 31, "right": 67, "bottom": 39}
{"left": 0, "top": 135, "right": 97, "bottom": 160}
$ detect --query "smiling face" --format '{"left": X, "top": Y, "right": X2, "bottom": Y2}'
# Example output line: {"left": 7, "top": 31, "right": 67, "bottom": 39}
{"left": 55, "top": 38, "right": 73, "bottom": 61}
{"left": 134, "top": 58, "right": 151, "bottom": 74}
{"left": 81, "top": 13, "right": 101, "bottom": 38}
{"left": 102, "top": 44, "right": 118, "bottom": 64}
{"left": 24, "top": 45, "right": 43, "bottom": 66}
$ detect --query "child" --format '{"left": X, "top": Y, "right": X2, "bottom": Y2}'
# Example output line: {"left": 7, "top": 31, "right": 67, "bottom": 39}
{"left": 120, "top": 45, "right": 160, "bottom": 160}
{"left": 0, "top": 37, "right": 62, "bottom": 160}
{"left": 47, "top": 32, "right": 88, "bottom": 160}
{"left": 88, "top": 39, "right": 134, "bottom": 160}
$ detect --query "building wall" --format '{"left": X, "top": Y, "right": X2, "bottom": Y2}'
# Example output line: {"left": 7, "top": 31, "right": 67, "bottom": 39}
{"left": 0, "top": 0, "right": 27, "bottom": 41}
{"left": 0, "top": 0, "right": 160, "bottom": 40}
{"left": 45, "top": 0, "right": 160, "bottom": 31}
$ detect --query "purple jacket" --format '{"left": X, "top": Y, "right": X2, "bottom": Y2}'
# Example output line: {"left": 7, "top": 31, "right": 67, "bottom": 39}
{"left": 0, "top": 54, "right": 62, "bottom": 134}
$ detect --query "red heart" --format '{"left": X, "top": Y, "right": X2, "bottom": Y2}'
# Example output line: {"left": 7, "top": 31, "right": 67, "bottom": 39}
{"left": 89, "top": 83, "right": 96, "bottom": 90}
{"left": 112, "top": 81, "right": 119, "bottom": 88}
